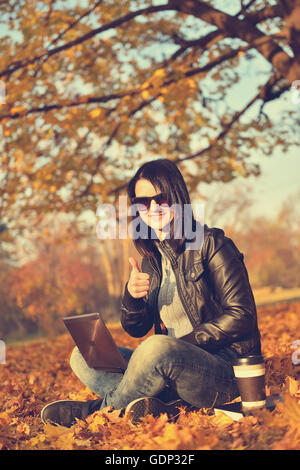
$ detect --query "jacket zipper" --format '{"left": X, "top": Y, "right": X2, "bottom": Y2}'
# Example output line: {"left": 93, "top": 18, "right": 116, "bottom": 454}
{"left": 174, "top": 266, "right": 198, "bottom": 330}
{"left": 152, "top": 246, "right": 197, "bottom": 331}
{"left": 149, "top": 256, "right": 162, "bottom": 328}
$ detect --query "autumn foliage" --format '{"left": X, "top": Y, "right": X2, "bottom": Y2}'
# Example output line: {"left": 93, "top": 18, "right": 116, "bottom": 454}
{"left": 1, "top": 300, "right": 300, "bottom": 451}
{"left": 0, "top": 217, "right": 129, "bottom": 339}
{"left": 7, "top": 239, "right": 106, "bottom": 336}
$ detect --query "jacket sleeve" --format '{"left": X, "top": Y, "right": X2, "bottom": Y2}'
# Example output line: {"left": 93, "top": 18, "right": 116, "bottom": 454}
{"left": 120, "top": 257, "right": 154, "bottom": 338}
{"left": 191, "top": 228, "right": 258, "bottom": 352}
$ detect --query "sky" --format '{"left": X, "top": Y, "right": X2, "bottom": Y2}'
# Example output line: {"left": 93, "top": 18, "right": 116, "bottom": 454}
{"left": 197, "top": 144, "right": 300, "bottom": 221}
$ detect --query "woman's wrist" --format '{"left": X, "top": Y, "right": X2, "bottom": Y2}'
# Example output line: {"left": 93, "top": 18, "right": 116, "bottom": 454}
{"left": 122, "top": 281, "right": 146, "bottom": 311}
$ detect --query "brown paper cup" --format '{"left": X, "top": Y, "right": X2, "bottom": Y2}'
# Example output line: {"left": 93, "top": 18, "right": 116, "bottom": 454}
{"left": 233, "top": 355, "right": 266, "bottom": 412}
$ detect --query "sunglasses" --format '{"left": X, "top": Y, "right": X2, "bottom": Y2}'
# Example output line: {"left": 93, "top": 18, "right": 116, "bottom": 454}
{"left": 132, "top": 192, "right": 170, "bottom": 213}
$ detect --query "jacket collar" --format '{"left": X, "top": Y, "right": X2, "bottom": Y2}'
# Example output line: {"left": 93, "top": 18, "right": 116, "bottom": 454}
{"left": 151, "top": 221, "right": 206, "bottom": 267}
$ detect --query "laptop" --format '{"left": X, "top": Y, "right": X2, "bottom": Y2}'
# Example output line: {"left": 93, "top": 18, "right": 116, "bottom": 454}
{"left": 63, "top": 312, "right": 127, "bottom": 373}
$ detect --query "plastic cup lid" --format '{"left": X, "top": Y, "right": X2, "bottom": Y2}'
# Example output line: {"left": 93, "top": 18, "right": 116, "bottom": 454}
{"left": 232, "top": 355, "right": 264, "bottom": 366}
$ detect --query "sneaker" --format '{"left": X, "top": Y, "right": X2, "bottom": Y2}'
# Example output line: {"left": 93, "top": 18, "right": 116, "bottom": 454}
{"left": 41, "top": 398, "right": 103, "bottom": 428}
{"left": 124, "top": 397, "right": 184, "bottom": 425}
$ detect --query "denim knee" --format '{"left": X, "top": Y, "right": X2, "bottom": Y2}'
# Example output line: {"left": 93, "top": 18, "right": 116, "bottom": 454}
{"left": 69, "top": 345, "right": 83, "bottom": 376}
{"left": 131, "top": 334, "right": 179, "bottom": 368}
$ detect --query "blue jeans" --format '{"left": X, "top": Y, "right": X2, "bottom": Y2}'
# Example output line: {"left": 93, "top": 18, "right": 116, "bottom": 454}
{"left": 70, "top": 335, "right": 240, "bottom": 411}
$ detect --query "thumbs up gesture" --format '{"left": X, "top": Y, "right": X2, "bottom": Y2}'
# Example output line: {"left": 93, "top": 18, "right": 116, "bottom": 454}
{"left": 127, "top": 257, "right": 150, "bottom": 299}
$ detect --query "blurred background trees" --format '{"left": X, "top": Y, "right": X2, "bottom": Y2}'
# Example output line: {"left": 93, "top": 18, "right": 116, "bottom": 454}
{"left": 1, "top": 185, "right": 300, "bottom": 339}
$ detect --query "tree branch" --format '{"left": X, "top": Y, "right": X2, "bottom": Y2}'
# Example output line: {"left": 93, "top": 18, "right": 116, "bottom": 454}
{"left": 169, "top": 0, "right": 297, "bottom": 83}
{"left": 173, "top": 72, "right": 290, "bottom": 164}
{"left": 33, "top": 0, "right": 104, "bottom": 78}
{"left": 0, "top": 36, "right": 251, "bottom": 123}
{"left": 245, "top": 4, "right": 285, "bottom": 24}
{"left": 0, "top": 88, "right": 141, "bottom": 122}
{"left": 0, "top": 4, "right": 172, "bottom": 80}
{"left": 106, "top": 71, "right": 291, "bottom": 198}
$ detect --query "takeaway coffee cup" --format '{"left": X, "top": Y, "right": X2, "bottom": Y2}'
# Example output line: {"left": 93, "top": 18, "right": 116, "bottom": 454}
{"left": 233, "top": 355, "right": 266, "bottom": 413}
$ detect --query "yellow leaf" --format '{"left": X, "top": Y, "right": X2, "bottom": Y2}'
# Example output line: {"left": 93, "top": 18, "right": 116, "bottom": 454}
{"left": 29, "top": 374, "right": 35, "bottom": 385}
{"left": 141, "top": 81, "right": 150, "bottom": 90}
{"left": 89, "top": 183, "right": 102, "bottom": 194}
{"left": 153, "top": 68, "right": 167, "bottom": 78}
{"left": 196, "top": 115, "right": 204, "bottom": 126}
{"left": 187, "top": 79, "right": 197, "bottom": 90}
{"left": 33, "top": 180, "right": 40, "bottom": 189}
{"left": 277, "top": 393, "right": 300, "bottom": 422}
{"left": 42, "top": 63, "right": 52, "bottom": 73}
{"left": 212, "top": 410, "right": 235, "bottom": 425}
{"left": 285, "top": 376, "right": 300, "bottom": 396}
{"left": 142, "top": 90, "right": 150, "bottom": 100}
{"left": 16, "top": 422, "right": 30, "bottom": 435}
{"left": 27, "top": 434, "right": 47, "bottom": 448}
{"left": 89, "top": 109, "right": 102, "bottom": 119}
{"left": 87, "top": 413, "right": 107, "bottom": 433}
{"left": 0, "top": 411, "right": 10, "bottom": 424}
{"left": 68, "top": 387, "right": 95, "bottom": 401}
{"left": 10, "top": 106, "right": 26, "bottom": 115}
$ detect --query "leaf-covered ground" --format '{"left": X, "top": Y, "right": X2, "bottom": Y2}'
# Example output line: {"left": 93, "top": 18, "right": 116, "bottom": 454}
{"left": 1, "top": 301, "right": 300, "bottom": 451}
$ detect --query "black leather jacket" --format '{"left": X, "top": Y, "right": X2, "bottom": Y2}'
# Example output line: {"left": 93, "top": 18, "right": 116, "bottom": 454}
{"left": 120, "top": 224, "right": 261, "bottom": 358}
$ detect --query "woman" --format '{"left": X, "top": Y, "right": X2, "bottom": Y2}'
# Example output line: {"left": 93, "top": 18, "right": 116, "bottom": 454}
{"left": 41, "top": 159, "right": 262, "bottom": 427}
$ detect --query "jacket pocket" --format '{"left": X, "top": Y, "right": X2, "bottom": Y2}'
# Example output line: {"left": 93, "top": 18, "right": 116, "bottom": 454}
{"left": 185, "top": 261, "right": 224, "bottom": 321}
{"left": 184, "top": 261, "right": 205, "bottom": 282}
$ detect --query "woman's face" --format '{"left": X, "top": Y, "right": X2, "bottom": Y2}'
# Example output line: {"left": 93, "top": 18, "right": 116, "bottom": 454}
{"left": 134, "top": 178, "right": 174, "bottom": 241}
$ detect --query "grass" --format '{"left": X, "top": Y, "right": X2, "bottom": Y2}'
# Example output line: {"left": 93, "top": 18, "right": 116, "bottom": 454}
{"left": 253, "top": 286, "right": 300, "bottom": 307}
{"left": 4, "top": 286, "right": 300, "bottom": 347}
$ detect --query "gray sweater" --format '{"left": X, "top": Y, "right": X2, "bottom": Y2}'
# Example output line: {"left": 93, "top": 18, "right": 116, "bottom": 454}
{"left": 155, "top": 241, "right": 193, "bottom": 338}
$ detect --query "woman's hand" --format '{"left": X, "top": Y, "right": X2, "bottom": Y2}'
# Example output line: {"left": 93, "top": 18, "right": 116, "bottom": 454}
{"left": 127, "top": 257, "right": 150, "bottom": 299}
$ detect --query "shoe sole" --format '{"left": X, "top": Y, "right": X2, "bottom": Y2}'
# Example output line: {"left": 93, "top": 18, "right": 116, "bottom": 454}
{"left": 125, "top": 397, "right": 183, "bottom": 424}
{"left": 40, "top": 400, "right": 86, "bottom": 426}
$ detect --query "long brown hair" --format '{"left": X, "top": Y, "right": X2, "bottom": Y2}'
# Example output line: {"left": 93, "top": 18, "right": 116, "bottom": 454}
{"left": 127, "top": 159, "right": 198, "bottom": 258}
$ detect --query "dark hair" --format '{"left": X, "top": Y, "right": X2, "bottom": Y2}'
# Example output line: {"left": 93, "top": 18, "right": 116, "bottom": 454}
{"left": 127, "top": 158, "right": 197, "bottom": 258}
